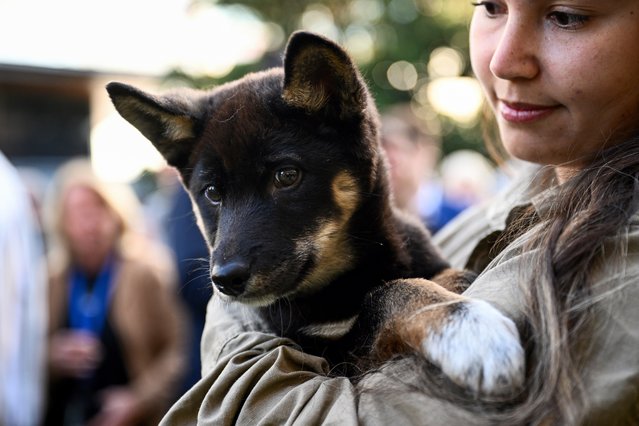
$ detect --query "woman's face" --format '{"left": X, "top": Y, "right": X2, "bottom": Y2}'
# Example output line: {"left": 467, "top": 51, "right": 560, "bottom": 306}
{"left": 62, "top": 186, "right": 121, "bottom": 273}
{"left": 470, "top": 0, "right": 639, "bottom": 177}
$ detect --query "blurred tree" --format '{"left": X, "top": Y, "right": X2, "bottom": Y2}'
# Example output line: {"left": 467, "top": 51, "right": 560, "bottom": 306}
{"left": 170, "top": 0, "right": 487, "bottom": 157}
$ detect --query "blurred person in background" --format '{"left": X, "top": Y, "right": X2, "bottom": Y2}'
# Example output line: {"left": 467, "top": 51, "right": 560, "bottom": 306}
{"left": 431, "top": 150, "right": 497, "bottom": 232}
{"left": 381, "top": 106, "right": 498, "bottom": 233}
{"left": 164, "top": 185, "right": 212, "bottom": 397}
{"left": 142, "top": 166, "right": 212, "bottom": 396}
{"left": 380, "top": 105, "right": 442, "bottom": 229}
{"left": 141, "top": 167, "right": 181, "bottom": 245}
{"left": 139, "top": 165, "right": 212, "bottom": 395}
{"left": 0, "top": 151, "right": 47, "bottom": 426}
{"left": 42, "top": 159, "right": 186, "bottom": 426}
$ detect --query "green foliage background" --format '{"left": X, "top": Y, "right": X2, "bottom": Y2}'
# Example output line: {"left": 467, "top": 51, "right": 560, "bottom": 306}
{"left": 167, "top": 0, "right": 487, "bottom": 158}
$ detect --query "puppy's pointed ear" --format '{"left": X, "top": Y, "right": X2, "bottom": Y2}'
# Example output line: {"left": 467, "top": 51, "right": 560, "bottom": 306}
{"left": 282, "top": 31, "right": 369, "bottom": 120}
{"left": 106, "top": 82, "right": 201, "bottom": 170}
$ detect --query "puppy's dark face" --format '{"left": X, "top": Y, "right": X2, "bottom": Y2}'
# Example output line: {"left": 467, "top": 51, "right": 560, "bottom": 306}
{"left": 108, "top": 31, "right": 382, "bottom": 305}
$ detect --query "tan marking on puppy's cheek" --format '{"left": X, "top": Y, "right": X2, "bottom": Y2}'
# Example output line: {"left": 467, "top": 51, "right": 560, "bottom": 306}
{"left": 331, "top": 171, "right": 360, "bottom": 219}
{"left": 291, "top": 172, "right": 360, "bottom": 294}
{"left": 296, "top": 219, "right": 355, "bottom": 293}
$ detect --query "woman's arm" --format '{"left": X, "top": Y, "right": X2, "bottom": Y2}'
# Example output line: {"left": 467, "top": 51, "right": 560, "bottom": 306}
{"left": 162, "top": 296, "right": 359, "bottom": 425}
{"left": 110, "top": 254, "right": 188, "bottom": 424}
{"left": 161, "top": 296, "right": 497, "bottom": 426}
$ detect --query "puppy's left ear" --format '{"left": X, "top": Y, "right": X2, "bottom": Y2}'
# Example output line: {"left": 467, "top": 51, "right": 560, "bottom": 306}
{"left": 282, "top": 31, "right": 369, "bottom": 120}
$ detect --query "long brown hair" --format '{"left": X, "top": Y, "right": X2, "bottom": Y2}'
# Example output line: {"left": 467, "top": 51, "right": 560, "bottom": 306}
{"left": 483, "top": 133, "right": 639, "bottom": 424}
{"left": 522, "top": 136, "right": 639, "bottom": 424}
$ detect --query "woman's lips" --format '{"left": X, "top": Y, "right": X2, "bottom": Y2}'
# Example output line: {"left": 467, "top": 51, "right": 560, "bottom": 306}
{"left": 499, "top": 101, "right": 559, "bottom": 123}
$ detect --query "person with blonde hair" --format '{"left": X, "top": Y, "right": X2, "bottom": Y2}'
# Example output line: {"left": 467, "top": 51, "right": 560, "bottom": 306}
{"left": 43, "top": 158, "right": 186, "bottom": 426}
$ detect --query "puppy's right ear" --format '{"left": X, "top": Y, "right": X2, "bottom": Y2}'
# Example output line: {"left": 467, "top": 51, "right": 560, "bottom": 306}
{"left": 106, "top": 82, "right": 202, "bottom": 171}
{"left": 282, "top": 31, "right": 369, "bottom": 121}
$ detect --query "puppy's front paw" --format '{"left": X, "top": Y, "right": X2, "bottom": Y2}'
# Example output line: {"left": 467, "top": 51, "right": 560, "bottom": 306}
{"left": 422, "top": 299, "right": 524, "bottom": 396}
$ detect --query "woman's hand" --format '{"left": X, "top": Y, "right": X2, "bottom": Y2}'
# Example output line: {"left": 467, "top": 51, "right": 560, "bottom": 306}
{"left": 48, "top": 330, "right": 103, "bottom": 378}
{"left": 88, "top": 387, "right": 144, "bottom": 426}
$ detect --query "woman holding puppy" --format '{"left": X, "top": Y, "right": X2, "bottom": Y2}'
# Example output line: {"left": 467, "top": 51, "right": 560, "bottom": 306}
{"left": 162, "top": 1, "right": 639, "bottom": 424}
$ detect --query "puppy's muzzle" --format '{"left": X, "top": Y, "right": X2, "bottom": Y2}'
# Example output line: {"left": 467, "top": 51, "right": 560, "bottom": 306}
{"left": 211, "top": 261, "right": 250, "bottom": 297}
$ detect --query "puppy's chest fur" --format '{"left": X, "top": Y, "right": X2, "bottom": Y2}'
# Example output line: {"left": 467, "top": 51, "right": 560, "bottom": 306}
{"left": 255, "top": 213, "right": 450, "bottom": 359}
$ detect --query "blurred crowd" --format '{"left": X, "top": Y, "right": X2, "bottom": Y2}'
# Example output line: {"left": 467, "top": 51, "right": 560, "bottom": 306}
{"left": 0, "top": 154, "right": 209, "bottom": 426}
{"left": 0, "top": 106, "right": 500, "bottom": 426}
{"left": 380, "top": 105, "right": 500, "bottom": 234}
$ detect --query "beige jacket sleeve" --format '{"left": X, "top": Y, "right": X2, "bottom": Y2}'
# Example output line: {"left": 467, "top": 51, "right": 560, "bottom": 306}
{"left": 110, "top": 250, "right": 188, "bottom": 422}
{"left": 160, "top": 296, "right": 362, "bottom": 425}
{"left": 162, "top": 296, "right": 501, "bottom": 426}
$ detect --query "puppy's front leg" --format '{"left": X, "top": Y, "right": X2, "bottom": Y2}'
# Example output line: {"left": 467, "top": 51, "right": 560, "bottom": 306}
{"left": 367, "top": 278, "right": 525, "bottom": 396}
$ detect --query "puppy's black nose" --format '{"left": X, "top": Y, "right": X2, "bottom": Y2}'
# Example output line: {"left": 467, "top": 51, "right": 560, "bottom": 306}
{"left": 211, "top": 261, "right": 249, "bottom": 296}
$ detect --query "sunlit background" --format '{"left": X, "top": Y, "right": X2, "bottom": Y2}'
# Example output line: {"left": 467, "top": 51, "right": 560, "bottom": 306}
{"left": 0, "top": 0, "right": 485, "bottom": 183}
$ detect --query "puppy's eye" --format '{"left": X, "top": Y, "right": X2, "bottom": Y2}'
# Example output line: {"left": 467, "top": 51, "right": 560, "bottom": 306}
{"left": 274, "top": 166, "right": 301, "bottom": 188}
{"left": 204, "top": 185, "right": 222, "bottom": 204}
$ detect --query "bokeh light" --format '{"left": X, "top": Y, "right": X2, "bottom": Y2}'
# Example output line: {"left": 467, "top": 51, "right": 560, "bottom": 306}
{"left": 427, "top": 47, "right": 465, "bottom": 78}
{"left": 299, "top": 4, "right": 339, "bottom": 41}
{"left": 178, "top": 4, "right": 271, "bottom": 77}
{"left": 90, "top": 114, "right": 166, "bottom": 183}
{"left": 387, "top": 61, "right": 418, "bottom": 91}
{"left": 349, "top": 0, "right": 385, "bottom": 23}
{"left": 344, "top": 25, "right": 376, "bottom": 64}
{"left": 422, "top": 77, "right": 484, "bottom": 125}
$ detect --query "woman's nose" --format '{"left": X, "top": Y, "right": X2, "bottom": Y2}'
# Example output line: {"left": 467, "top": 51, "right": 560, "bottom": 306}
{"left": 489, "top": 19, "right": 540, "bottom": 81}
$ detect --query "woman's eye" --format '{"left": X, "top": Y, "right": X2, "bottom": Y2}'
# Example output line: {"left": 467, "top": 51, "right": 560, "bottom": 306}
{"left": 274, "top": 166, "right": 302, "bottom": 189}
{"left": 204, "top": 185, "right": 222, "bottom": 204}
{"left": 471, "top": 1, "right": 504, "bottom": 17}
{"left": 548, "top": 11, "right": 589, "bottom": 30}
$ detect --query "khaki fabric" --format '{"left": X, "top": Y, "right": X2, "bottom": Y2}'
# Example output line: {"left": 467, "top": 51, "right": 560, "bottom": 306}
{"left": 162, "top": 164, "right": 639, "bottom": 425}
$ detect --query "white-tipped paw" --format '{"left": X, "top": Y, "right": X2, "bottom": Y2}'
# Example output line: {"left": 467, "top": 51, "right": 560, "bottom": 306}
{"left": 421, "top": 299, "right": 525, "bottom": 396}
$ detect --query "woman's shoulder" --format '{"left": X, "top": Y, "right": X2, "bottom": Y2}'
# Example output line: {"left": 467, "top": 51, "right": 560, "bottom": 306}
{"left": 117, "top": 236, "right": 177, "bottom": 289}
{"left": 433, "top": 201, "right": 495, "bottom": 269}
{"left": 434, "top": 162, "right": 543, "bottom": 268}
